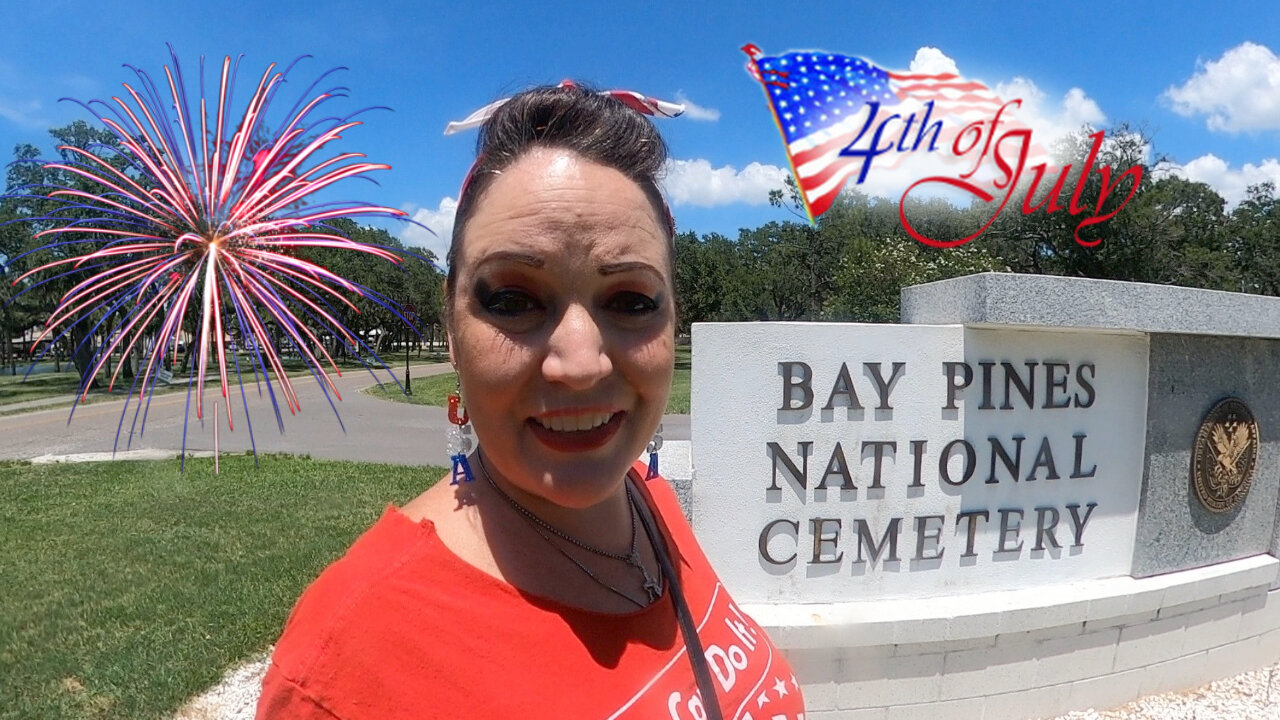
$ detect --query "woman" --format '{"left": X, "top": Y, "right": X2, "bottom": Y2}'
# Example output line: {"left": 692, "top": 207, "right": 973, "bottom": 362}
{"left": 256, "top": 84, "right": 806, "bottom": 719}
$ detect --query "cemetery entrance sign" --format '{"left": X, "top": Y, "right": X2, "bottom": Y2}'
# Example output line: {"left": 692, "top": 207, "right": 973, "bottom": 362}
{"left": 696, "top": 323, "right": 1145, "bottom": 602}
{"left": 686, "top": 273, "right": 1280, "bottom": 719}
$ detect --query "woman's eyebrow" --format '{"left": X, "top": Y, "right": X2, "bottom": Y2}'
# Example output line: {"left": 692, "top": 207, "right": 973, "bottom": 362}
{"left": 475, "top": 251, "right": 545, "bottom": 269}
{"left": 598, "top": 260, "right": 663, "bottom": 278}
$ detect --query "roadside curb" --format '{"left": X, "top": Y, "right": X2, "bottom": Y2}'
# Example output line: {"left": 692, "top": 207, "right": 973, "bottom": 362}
{"left": 30, "top": 449, "right": 217, "bottom": 464}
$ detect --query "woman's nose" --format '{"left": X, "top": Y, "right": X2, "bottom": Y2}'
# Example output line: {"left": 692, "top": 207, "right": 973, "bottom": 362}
{"left": 542, "top": 304, "right": 612, "bottom": 389}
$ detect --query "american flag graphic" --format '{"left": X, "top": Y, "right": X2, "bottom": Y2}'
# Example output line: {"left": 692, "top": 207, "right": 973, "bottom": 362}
{"left": 744, "top": 45, "right": 1040, "bottom": 220}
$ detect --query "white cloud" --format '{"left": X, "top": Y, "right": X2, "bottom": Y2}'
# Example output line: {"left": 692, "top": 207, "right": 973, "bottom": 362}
{"left": 662, "top": 158, "right": 789, "bottom": 206}
{"left": 673, "top": 92, "right": 720, "bottom": 122}
{"left": 907, "top": 49, "right": 1109, "bottom": 149}
{"left": 1157, "top": 154, "right": 1280, "bottom": 208}
{"left": 994, "top": 77, "right": 1106, "bottom": 147}
{"left": 400, "top": 197, "right": 456, "bottom": 268}
{"left": 0, "top": 96, "right": 46, "bottom": 128}
{"left": 1164, "top": 42, "right": 1280, "bottom": 133}
{"left": 908, "top": 47, "right": 959, "bottom": 76}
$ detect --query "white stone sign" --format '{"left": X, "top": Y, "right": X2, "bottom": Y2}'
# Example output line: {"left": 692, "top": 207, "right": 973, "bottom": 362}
{"left": 691, "top": 323, "right": 1149, "bottom": 603}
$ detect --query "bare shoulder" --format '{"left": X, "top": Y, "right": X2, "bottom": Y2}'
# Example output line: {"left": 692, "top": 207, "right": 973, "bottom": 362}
{"left": 398, "top": 472, "right": 501, "bottom": 579}
{"left": 399, "top": 471, "right": 475, "bottom": 523}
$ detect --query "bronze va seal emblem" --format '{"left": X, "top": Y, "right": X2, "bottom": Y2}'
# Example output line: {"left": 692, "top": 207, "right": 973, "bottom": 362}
{"left": 1192, "top": 398, "right": 1260, "bottom": 513}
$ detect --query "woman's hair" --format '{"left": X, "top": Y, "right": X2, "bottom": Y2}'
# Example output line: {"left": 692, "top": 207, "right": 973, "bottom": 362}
{"left": 445, "top": 83, "right": 672, "bottom": 284}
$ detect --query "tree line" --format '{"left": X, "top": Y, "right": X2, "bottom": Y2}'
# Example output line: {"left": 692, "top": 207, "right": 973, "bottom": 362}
{"left": 674, "top": 128, "right": 1280, "bottom": 333}
{"left": 4, "top": 121, "right": 1280, "bottom": 383}
{"left": 0, "top": 122, "right": 443, "bottom": 380}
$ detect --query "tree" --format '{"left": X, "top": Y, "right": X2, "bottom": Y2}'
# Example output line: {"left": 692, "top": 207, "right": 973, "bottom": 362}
{"left": 2, "top": 143, "right": 62, "bottom": 375}
{"left": 0, "top": 189, "right": 26, "bottom": 374}
{"left": 293, "top": 219, "right": 444, "bottom": 362}
{"left": 817, "top": 192, "right": 1003, "bottom": 322}
{"left": 2, "top": 120, "right": 443, "bottom": 385}
{"left": 732, "top": 220, "right": 833, "bottom": 320}
{"left": 974, "top": 125, "right": 1225, "bottom": 285}
{"left": 1226, "top": 182, "right": 1280, "bottom": 296}
{"left": 7, "top": 122, "right": 135, "bottom": 385}
{"left": 673, "top": 231, "right": 736, "bottom": 334}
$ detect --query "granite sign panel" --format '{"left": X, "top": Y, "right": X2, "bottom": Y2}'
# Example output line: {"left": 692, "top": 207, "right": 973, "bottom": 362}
{"left": 691, "top": 323, "right": 1149, "bottom": 603}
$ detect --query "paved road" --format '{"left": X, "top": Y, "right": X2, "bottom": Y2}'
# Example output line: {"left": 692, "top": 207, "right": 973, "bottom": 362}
{"left": 0, "top": 364, "right": 691, "bottom": 467}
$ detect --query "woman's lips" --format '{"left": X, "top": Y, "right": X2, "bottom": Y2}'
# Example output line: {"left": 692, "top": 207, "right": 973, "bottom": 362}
{"left": 527, "top": 411, "right": 625, "bottom": 452}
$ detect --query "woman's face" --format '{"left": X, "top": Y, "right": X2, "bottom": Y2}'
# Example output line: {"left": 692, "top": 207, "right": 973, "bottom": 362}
{"left": 448, "top": 147, "right": 675, "bottom": 509}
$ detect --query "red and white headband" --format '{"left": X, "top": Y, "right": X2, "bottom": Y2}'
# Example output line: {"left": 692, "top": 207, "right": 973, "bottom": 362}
{"left": 443, "top": 80, "right": 685, "bottom": 135}
{"left": 444, "top": 80, "right": 683, "bottom": 237}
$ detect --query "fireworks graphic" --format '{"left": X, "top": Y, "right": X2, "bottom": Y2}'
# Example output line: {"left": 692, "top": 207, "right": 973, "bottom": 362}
{"left": 2, "top": 47, "right": 423, "bottom": 467}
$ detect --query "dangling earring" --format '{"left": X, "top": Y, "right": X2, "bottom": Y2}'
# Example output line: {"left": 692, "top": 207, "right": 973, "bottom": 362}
{"left": 447, "top": 376, "right": 474, "bottom": 484}
{"left": 646, "top": 423, "right": 663, "bottom": 479}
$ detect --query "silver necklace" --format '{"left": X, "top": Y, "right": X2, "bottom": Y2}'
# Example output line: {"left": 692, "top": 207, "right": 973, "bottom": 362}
{"left": 475, "top": 450, "right": 664, "bottom": 607}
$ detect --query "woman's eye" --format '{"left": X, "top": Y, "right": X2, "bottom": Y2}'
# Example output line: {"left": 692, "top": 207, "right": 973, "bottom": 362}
{"left": 484, "top": 290, "right": 541, "bottom": 316}
{"left": 607, "top": 292, "right": 659, "bottom": 316}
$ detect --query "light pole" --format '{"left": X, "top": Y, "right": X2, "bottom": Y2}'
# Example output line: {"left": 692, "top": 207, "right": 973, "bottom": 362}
{"left": 404, "top": 303, "right": 417, "bottom": 395}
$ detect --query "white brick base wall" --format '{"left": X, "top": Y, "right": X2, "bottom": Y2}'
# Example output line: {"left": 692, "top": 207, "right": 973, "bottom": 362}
{"left": 744, "top": 555, "right": 1280, "bottom": 719}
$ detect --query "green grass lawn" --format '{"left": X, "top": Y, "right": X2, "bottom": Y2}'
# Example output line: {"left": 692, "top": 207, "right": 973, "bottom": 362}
{"left": 0, "top": 371, "right": 86, "bottom": 406}
{"left": 0, "top": 369, "right": 176, "bottom": 412}
{"left": 0, "top": 455, "right": 444, "bottom": 720}
{"left": 364, "top": 345, "right": 693, "bottom": 414}
{"left": 0, "top": 370, "right": 241, "bottom": 418}
{"left": 364, "top": 371, "right": 463, "bottom": 409}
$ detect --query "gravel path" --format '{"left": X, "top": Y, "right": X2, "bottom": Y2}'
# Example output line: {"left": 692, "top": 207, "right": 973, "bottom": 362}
{"left": 175, "top": 653, "right": 1280, "bottom": 719}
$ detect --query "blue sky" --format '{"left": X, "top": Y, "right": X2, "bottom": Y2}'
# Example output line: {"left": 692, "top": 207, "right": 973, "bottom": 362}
{"left": 2, "top": 1, "right": 1278, "bottom": 263}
